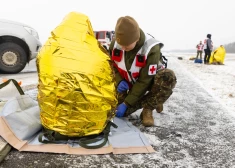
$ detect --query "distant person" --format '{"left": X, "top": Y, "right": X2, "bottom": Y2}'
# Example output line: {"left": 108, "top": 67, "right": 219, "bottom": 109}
{"left": 203, "top": 34, "right": 213, "bottom": 64}
{"left": 195, "top": 41, "right": 204, "bottom": 63}
{"left": 109, "top": 16, "right": 177, "bottom": 127}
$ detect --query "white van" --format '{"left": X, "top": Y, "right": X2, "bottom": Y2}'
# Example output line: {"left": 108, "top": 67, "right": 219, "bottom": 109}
{"left": 0, "top": 19, "right": 42, "bottom": 74}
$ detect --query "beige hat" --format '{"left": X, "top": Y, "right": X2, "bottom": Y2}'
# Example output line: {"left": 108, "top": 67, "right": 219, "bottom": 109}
{"left": 115, "top": 16, "right": 140, "bottom": 46}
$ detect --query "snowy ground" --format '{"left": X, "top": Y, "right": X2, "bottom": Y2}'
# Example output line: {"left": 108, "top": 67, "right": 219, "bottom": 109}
{"left": 1, "top": 54, "right": 235, "bottom": 168}
{"left": 169, "top": 52, "right": 235, "bottom": 117}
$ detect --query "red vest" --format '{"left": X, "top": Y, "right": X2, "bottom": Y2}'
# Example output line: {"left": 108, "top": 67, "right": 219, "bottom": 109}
{"left": 112, "top": 33, "right": 164, "bottom": 86}
{"left": 197, "top": 44, "right": 204, "bottom": 51}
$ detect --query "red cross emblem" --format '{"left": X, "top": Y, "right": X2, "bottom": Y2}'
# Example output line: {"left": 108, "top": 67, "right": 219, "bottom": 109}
{"left": 148, "top": 64, "right": 157, "bottom": 75}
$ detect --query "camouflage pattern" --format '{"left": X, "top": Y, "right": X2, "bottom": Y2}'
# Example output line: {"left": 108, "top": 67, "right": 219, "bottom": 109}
{"left": 117, "top": 68, "right": 177, "bottom": 116}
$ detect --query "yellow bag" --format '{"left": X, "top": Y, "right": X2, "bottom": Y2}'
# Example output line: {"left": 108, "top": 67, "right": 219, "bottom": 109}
{"left": 209, "top": 46, "right": 226, "bottom": 64}
{"left": 36, "top": 12, "right": 117, "bottom": 137}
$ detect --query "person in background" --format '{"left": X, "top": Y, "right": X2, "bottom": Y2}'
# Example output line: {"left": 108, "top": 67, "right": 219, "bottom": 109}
{"left": 109, "top": 16, "right": 177, "bottom": 127}
{"left": 196, "top": 41, "right": 204, "bottom": 60}
{"left": 203, "top": 34, "right": 213, "bottom": 64}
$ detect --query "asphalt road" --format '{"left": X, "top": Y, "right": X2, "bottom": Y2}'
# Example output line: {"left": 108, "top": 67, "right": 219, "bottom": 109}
{"left": 0, "top": 58, "right": 38, "bottom": 88}
{"left": 1, "top": 56, "right": 235, "bottom": 168}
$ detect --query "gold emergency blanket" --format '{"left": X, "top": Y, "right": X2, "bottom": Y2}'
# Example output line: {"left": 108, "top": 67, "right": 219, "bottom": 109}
{"left": 36, "top": 12, "right": 117, "bottom": 137}
{"left": 209, "top": 46, "right": 226, "bottom": 64}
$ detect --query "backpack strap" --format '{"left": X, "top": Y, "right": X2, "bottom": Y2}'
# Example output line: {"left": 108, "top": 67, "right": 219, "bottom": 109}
{"left": 38, "top": 121, "right": 118, "bottom": 149}
{"left": 0, "top": 79, "right": 24, "bottom": 95}
{"left": 38, "top": 129, "right": 57, "bottom": 144}
{"left": 160, "top": 53, "right": 168, "bottom": 68}
{"left": 38, "top": 128, "right": 70, "bottom": 144}
{"left": 77, "top": 121, "right": 117, "bottom": 149}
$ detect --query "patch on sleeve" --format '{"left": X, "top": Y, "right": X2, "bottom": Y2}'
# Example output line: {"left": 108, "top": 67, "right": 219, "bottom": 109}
{"left": 148, "top": 64, "right": 157, "bottom": 75}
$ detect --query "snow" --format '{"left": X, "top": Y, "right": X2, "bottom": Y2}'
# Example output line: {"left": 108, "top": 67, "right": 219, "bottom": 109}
{"left": 168, "top": 52, "right": 235, "bottom": 117}
{"left": 1, "top": 53, "right": 235, "bottom": 167}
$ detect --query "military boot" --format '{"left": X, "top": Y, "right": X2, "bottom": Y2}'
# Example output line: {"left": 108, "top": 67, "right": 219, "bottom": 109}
{"left": 156, "top": 104, "right": 163, "bottom": 113}
{"left": 141, "top": 108, "right": 154, "bottom": 127}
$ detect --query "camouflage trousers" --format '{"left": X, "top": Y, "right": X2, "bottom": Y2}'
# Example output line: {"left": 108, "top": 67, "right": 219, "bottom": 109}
{"left": 117, "top": 68, "right": 177, "bottom": 116}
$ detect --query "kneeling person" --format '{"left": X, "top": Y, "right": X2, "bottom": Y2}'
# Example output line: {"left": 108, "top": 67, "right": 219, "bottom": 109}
{"left": 109, "top": 16, "right": 177, "bottom": 127}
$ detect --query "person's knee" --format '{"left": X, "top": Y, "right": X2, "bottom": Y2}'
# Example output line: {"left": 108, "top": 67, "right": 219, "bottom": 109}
{"left": 154, "top": 69, "right": 177, "bottom": 90}
{"left": 162, "top": 69, "right": 177, "bottom": 89}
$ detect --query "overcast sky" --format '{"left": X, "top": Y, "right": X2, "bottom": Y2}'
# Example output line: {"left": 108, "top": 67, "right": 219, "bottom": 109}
{"left": 1, "top": 0, "right": 235, "bottom": 50}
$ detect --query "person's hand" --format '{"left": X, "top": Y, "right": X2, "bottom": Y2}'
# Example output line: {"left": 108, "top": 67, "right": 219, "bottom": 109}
{"left": 115, "top": 103, "right": 128, "bottom": 117}
{"left": 117, "top": 80, "right": 129, "bottom": 93}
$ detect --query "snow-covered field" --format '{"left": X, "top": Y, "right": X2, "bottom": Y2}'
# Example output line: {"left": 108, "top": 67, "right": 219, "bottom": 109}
{"left": 1, "top": 53, "right": 235, "bottom": 168}
{"left": 168, "top": 52, "right": 235, "bottom": 117}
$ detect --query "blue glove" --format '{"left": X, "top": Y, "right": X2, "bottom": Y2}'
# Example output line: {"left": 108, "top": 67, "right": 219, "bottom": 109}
{"left": 115, "top": 103, "right": 128, "bottom": 117}
{"left": 117, "top": 80, "right": 129, "bottom": 93}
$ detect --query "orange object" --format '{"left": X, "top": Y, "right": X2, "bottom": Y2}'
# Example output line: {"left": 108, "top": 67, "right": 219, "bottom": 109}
{"left": 2, "top": 79, "right": 22, "bottom": 86}
{"left": 2, "top": 78, "right": 8, "bottom": 83}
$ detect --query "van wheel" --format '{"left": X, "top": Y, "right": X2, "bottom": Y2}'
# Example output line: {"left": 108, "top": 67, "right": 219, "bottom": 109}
{"left": 0, "top": 42, "right": 27, "bottom": 74}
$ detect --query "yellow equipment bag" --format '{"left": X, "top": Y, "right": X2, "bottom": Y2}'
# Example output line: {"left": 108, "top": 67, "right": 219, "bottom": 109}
{"left": 209, "top": 46, "right": 226, "bottom": 64}
{"left": 36, "top": 12, "right": 118, "bottom": 143}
